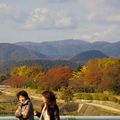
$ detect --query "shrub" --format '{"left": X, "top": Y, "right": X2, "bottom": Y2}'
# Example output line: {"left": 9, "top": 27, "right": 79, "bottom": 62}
{"left": 98, "top": 94, "right": 108, "bottom": 101}
{"left": 81, "top": 93, "right": 93, "bottom": 100}
{"left": 108, "top": 96, "right": 118, "bottom": 102}
{"left": 59, "top": 87, "right": 74, "bottom": 103}
{"left": 74, "top": 93, "right": 82, "bottom": 99}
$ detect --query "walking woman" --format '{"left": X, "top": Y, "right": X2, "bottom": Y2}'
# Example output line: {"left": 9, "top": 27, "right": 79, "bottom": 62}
{"left": 15, "top": 90, "right": 34, "bottom": 120}
{"left": 34, "top": 91, "right": 60, "bottom": 120}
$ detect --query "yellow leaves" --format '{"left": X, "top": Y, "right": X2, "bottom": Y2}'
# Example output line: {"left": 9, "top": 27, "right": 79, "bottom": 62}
{"left": 70, "top": 71, "right": 81, "bottom": 81}
{"left": 11, "top": 66, "right": 29, "bottom": 76}
{"left": 81, "top": 66, "right": 87, "bottom": 73}
{"left": 11, "top": 65, "right": 44, "bottom": 78}
{"left": 33, "top": 72, "right": 45, "bottom": 82}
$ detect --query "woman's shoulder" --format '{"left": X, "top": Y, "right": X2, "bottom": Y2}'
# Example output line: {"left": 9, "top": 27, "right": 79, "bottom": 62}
{"left": 49, "top": 103, "right": 59, "bottom": 110}
{"left": 23, "top": 99, "right": 33, "bottom": 106}
{"left": 54, "top": 103, "right": 59, "bottom": 108}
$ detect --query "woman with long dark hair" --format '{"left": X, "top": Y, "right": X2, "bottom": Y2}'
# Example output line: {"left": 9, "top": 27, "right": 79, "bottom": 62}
{"left": 15, "top": 90, "right": 34, "bottom": 120}
{"left": 34, "top": 91, "right": 60, "bottom": 120}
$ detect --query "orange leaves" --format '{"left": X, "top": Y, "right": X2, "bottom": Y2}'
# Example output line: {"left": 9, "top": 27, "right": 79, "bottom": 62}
{"left": 81, "top": 58, "right": 120, "bottom": 92}
{"left": 4, "top": 58, "right": 120, "bottom": 93}
{"left": 39, "top": 66, "right": 73, "bottom": 90}
{"left": 6, "top": 65, "right": 73, "bottom": 90}
{"left": 4, "top": 75, "right": 29, "bottom": 88}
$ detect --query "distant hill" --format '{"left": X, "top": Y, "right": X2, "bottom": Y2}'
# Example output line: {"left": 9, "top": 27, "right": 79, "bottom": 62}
{"left": 70, "top": 50, "right": 108, "bottom": 64}
{"left": 16, "top": 39, "right": 120, "bottom": 59}
{"left": 0, "top": 43, "right": 48, "bottom": 63}
{"left": 89, "top": 41, "right": 120, "bottom": 57}
{"left": 0, "top": 59, "right": 77, "bottom": 74}
{"left": 13, "top": 59, "right": 77, "bottom": 70}
{"left": 16, "top": 40, "right": 91, "bottom": 59}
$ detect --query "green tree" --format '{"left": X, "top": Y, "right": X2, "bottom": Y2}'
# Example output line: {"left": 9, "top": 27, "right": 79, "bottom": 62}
{"left": 59, "top": 86, "right": 74, "bottom": 103}
{"left": 0, "top": 72, "right": 7, "bottom": 83}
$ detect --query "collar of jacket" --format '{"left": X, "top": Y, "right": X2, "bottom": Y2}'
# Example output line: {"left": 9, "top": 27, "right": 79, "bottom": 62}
{"left": 19, "top": 99, "right": 30, "bottom": 106}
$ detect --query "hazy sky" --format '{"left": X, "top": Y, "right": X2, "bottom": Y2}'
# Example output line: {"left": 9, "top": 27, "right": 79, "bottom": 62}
{"left": 0, "top": 0, "right": 120, "bottom": 43}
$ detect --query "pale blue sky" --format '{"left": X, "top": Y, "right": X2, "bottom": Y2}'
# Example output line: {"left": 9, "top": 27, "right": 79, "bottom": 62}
{"left": 0, "top": 0, "right": 120, "bottom": 43}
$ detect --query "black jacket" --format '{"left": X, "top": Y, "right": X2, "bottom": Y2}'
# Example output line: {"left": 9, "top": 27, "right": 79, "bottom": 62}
{"left": 36, "top": 103, "right": 60, "bottom": 120}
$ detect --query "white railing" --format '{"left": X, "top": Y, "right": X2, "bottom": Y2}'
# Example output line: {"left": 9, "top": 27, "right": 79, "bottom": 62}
{"left": 0, "top": 116, "right": 120, "bottom": 120}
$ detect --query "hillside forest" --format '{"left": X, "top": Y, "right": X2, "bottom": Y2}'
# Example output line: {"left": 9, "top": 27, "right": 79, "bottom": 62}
{"left": 1, "top": 58, "right": 120, "bottom": 95}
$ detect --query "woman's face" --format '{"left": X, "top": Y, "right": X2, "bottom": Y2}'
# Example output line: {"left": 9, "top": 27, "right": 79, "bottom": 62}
{"left": 19, "top": 95, "right": 26, "bottom": 104}
{"left": 42, "top": 96, "right": 47, "bottom": 103}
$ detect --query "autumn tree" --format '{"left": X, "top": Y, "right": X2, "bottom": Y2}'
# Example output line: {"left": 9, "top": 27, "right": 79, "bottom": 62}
{"left": 0, "top": 72, "right": 7, "bottom": 83}
{"left": 39, "top": 66, "right": 73, "bottom": 90}
{"left": 3, "top": 76, "right": 29, "bottom": 88}
{"left": 11, "top": 65, "right": 43, "bottom": 76}
{"left": 81, "top": 59, "right": 102, "bottom": 92}
{"left": 74, "top": 65, "right": 82, "bottom": 72}
{"left": 11, "top": 65, "right": 29, "bottom": 76}
{"left": 59, "top": 86, "right": 73, "bottom": 103}
{"left": 99, "top": 64, "right": 120, "bottom": 94}
{"left": 69, "top": 71, "right": 83, "bottom": 91}
{"left": 9, "top": 65, "right": 45, "bottom": 88}
{"left": 81, "top": 58, "right": 120, "bottom": 92}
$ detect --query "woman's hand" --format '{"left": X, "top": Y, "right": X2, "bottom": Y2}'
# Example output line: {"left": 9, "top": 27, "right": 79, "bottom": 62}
{"left": 34, "top": 110, "right": 41, "bottom": 117}
{"left": 22, "top": 111, "right": 27, "bottom": 115}
{"left": 34, "top": 110, "right": 37, "bottom": 116}
{"left": 21, "top": 110, "right": 28, "bottom": 118}
{"left": 15, "top": 109, "right": 20, "bottom": 113}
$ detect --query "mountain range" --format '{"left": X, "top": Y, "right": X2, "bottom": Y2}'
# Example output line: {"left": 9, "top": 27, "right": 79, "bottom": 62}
{"left": 16, "top": 39, "right": 120, "bottom": 58}
{"left": 0, "top": 43, "right": 47, "bottom": 63}
{"left": 0, "top": 39, "right": 119, "bottom": 64}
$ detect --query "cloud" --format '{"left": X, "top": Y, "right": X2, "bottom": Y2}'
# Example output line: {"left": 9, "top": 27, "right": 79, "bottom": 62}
{"left": 0, "top": 3, "right": 25, "bottom": 23}
{"left": 79, "top": 0, "right": 120, "bottom": 23}
{"left": 75, "top": 0, "right": 120, "bottom": 42}
{"left": 73, "top": 25, "right": 120, "bottom": 42}
{"left": 21, "top": 8, "right": 77, "bottom": 29}
{"left": 33, "top": 0, "right": 72, "bottom": 3}
{"left": 0, "top": 3, "right": 14, "bottom": 20}
{"left": 107, "top": 14, "right": 120, "bottom": 23}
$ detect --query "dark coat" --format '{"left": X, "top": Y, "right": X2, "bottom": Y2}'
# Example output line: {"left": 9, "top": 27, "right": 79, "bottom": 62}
{"left": 15, "top": 100, "right": 34, "bottom": 120}
{"left": 36, "top": 103, "right": 60, "bottom": 120}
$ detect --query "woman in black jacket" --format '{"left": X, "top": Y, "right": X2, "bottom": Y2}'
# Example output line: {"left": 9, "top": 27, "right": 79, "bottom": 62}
{"left": 15, "top": 90, "right": 34, "bottom": 120}
{"left": 34, "top": 91, "right": 60, "bottom": 120}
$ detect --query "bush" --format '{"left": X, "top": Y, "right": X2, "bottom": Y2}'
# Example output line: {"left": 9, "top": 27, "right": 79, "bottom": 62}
{"left": 92, "top": 93, "right": 109, "bottom": 101}
{"left": 74, "top": 93, "right": 93, "bottom": 100}
{"left": 108, "top": 96, "right": 118, "bottom": 102}
{"left": 74, "top": 93, "right": 82, "bottom": 99}
{"left": 59, "top": 87, "right": 74, "bottom": 103}
{"left": 97, "top": 94, "right": 108, "bottom": 101}
{"left": 81, "top": 93, "right": 93, "bottom": 100}
{"left": 35, "top": 88, "right": 43, "bottom": 94}
{"left": 92, "top": 94, "right": 100, "bottom": 100}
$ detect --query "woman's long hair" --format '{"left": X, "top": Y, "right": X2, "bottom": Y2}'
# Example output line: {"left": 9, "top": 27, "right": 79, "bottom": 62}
{"left": 41, "top": 91, "right": 56, "bottom": 115}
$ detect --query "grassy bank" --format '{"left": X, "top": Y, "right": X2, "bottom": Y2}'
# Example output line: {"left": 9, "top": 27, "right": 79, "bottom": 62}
{"left": 0, "top": 88, "right": 120, "bottom": 116}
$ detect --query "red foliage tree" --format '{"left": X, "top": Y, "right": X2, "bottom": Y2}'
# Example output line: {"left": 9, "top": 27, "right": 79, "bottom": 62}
{"left": 39, "top": 66, "right": 73, "bottom": 90}
{"left": 99, "top": 64, "right": 120, "bottom": 93}
{"left": 3, "top": 76, "right": 30, "bottom": 88}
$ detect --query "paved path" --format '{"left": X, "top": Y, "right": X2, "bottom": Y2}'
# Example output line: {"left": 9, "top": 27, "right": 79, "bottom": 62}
{"left": 86, "top": 103, "right": 120, "bottom": 114}
{"left": 2, "top": 90, "right": 120, "bottom": 114}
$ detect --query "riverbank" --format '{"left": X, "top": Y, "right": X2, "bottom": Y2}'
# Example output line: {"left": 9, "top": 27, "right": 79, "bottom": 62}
{"left": 1, "top": 88, "right": 120, "bottom": 116}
